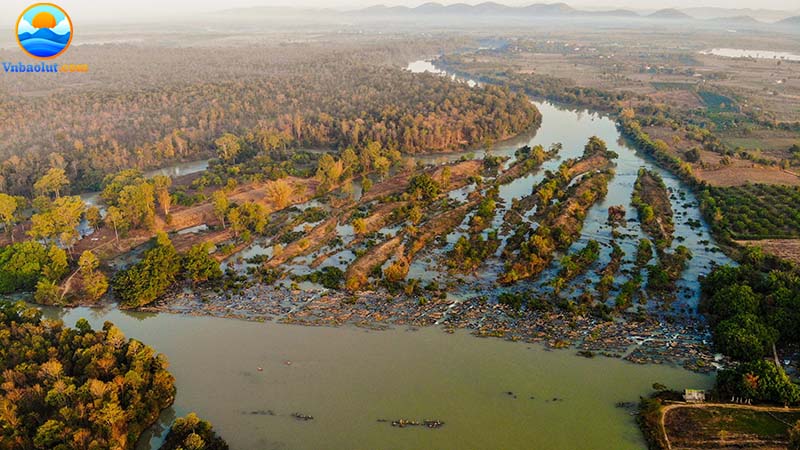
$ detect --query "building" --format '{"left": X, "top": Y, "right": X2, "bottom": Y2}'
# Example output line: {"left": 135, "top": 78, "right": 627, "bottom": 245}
{"left": 683, "top": 389, "right": 706, "bottom": 403}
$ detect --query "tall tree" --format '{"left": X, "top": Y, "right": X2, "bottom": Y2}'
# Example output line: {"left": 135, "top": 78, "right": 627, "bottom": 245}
{"left": 215, "top": 133, "right": 241, "bottom": 162}
{"left": 78, "top": 250, "right": 108, "bottom": 301}
{"left": 153, "top": 175, "right": 173, "bottom": 217}
{"left": 28, "top": 196, "right": 85, "bottom": 252}
{"left": 265, "top": 179, "right": 293, "bottom": 210}
{"left": 0, "top": 193, "right": 18, "bottom": 241}
{"left": 104, "top": 206, "right": 127, "bottom": 242}
{"left": 211, "top": 190, "right": 229, "bottom": 228}
{"left": 34, "top": 168, "right": 69, "bottom": 198}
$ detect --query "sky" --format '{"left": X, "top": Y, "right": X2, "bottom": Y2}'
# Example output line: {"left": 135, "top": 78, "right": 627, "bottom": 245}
{"left": 1, "top": 0, "right": 798, "bottom": 23}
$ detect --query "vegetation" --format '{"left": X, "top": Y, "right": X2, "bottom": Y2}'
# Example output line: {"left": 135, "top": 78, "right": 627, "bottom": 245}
{"left": 184, "top": 243, "right": 223, "bottom": 284}
{"left": 160, "top": 413, "right": 229, "bottom": 450}
{"left": 500, "top": 138, "right": 615, "bottom": 284}
{"left": 700, "top": 252, "right": 800, "bottom": 362}
{"left": 0, "top": 301, "right": 175, "bottom": 449}
{"left": 0, "top": 60, "right": 537, "bottom": 197}
{"left": 631, "top": 168, "right": 674, "bottom": 250}
{"left": 0, "top": 242, "right": 67, "bottom": 295}
{"left": 716, "top": 360, "right": 800, "bottom": 405}
{"left": 701, "top": 184, "right": 800, "bottom": 240}
{"left": 112, "top": 233, "right": 181, "bottom": 308}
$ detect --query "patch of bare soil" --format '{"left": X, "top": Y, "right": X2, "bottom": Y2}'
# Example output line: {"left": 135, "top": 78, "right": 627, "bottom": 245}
{"left": 735, "top": 239, "right": 800, "bottom": 265}
{"left": 694, "top": 163, "right": 800, "bottom": 187}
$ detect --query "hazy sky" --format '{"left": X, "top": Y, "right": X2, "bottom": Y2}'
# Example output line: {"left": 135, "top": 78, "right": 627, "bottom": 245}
{"left": 1, "top": 0, "right": 797, "bottom": 23}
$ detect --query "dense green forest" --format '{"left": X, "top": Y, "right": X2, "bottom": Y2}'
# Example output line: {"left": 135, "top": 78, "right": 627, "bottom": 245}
{"left": 0, "top": 301, "right": 175, "bottom": 449}
{"left": 701, "top": 249, "right": 800, "bottom": 405}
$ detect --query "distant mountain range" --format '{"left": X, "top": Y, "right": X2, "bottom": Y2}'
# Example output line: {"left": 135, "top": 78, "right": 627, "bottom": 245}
{"left": 350, "top": 2, "right": 797, "bottom": 25}
{"left": 18, "top": 28, "right": 70, "bottom": 44}
{"left": 214, "top": 2, "right": 800, "bottom": 28}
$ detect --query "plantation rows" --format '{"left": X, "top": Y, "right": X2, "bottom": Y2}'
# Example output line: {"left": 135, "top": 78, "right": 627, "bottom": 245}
{"left": 702, "top": 184, "right": 800, "bottom": 239}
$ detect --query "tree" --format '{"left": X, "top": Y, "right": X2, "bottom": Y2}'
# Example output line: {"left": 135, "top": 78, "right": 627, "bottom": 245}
{"left": 105, "top": 206, "right": 128, "bottom": 242}
{"left": 85, "top": 205, "right": 102, "bottom": 230}
{"left": 34, "top": 168, "right": 69, "bottom": 198}
{"left": 212, "top": 190, "right": 229, "bottom": 228}
{"left": 117, "top": 182, "right": 156, "bottom": 230}
{"left": 0, "top": 241, "right": 61, "bottom": 294}
{"left": 112, "top": 232, "right": 181, "bottom": 308}
{"left": 0, "top": 302, "right": 176, "bottom": 448}
{"left": 160, "top": 413, "right": 229, "bottom": 450}
{"left": 184, "top": 243, "right": 222, "bottom": 284}
{"left": 227, "top": 207, "right": 242, "bottom": 237}
{"left": 353, "top": 218, "right": 367, "bottom": 234}
{"left": 407, "top": 173, "right": 441, "bottom": 201}
{"left": 265, "top": 179, "right": 293, "bottom": 210}
{"left": 716, "top": 360, "right": 800, "bottom": 405}
{"left": 34, "top": 278, "right": 61, "bottom": 305}
{"left": 101, "top": 169, "right": 145, "bottom": 205}
{"left": 28, "top": 196, "right": 85, "bottom": 251}
{"left": 215, "top": 133, "right": 241, "bottom": 162}
{"left": 153, "top": 175, "right": 173, "bottom": 217}
{"left": 714, "top": 313, "right": 778, "bottom": 361}
{"left": 0, "top": 193, "right": 18, "bottom": 240}
{"left": 706, "top": 284, "right": 761, "bottom": 323}
{"left": 78, "top": 250, "right": 108, "bottom": 301}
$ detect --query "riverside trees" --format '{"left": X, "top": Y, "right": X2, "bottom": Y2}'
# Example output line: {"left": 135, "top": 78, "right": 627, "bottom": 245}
{"left": 0, "top": 301, "right": 176, "bottom": 449}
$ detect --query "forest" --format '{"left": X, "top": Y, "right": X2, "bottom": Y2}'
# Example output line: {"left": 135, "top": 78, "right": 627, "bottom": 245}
{"left": 0, "top": 301, "right": 176, "bottom": 449}
{"left": 701, "top": 248, "right": 800, "bottom": 404}
{"left": 0, "top": 57, "right": 538, "bottom": 196}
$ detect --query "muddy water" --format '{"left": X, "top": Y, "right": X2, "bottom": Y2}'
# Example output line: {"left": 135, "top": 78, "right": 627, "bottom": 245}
{"left": 41, "top": 307, "right": 711, "bottom": 450}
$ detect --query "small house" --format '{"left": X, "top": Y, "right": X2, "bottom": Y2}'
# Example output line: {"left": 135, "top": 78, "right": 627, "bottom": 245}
{"left": 683, "top": 389, "right": 705, "bottom": 403}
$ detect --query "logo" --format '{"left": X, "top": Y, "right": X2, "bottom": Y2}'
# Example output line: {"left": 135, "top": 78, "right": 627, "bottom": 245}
{"left": 16, "top": 3, "right": 73, "bottom": 60}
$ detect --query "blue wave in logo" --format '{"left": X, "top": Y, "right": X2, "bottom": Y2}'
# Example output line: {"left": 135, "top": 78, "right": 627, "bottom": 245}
{"left": 18, "top": 30, "right": 70, "bottom": 58}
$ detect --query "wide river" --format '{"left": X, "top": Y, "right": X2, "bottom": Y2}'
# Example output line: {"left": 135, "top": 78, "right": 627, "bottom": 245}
{"left": 41, "top": 61, "right": 722, "bottom": 450}
{"left": 44, "top": 307, "right": 710, "bottom": 450}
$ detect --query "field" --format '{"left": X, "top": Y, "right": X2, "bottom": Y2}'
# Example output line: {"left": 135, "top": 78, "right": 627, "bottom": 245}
{"left": 664, "top": 404, "right": 800, "bottom": 450}
{"left": 735, "top": 239, "right": 800, "bottom": 265}
{"left": 703, "top": 184, "right": 800, "bottom": 239}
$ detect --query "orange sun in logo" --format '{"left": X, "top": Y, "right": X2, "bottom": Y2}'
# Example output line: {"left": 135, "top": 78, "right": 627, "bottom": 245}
{"left": 31, "top": 11, "right": 57, "bottom": 29}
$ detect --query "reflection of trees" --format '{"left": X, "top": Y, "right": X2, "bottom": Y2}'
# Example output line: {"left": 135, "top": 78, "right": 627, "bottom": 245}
{"left": 135, "top": 406, "right": 178, "bottom": 450}
{"left": 118, "top": 307, "right": 159, "bottom": 322}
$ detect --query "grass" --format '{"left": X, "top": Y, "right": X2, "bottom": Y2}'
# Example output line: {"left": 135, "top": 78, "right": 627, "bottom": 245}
{"left": 698, "top": 91, "right": 738, "bottom": 113}
{"left": 665, "top": 406, "right": 800, "bottom": 448}
{"left": 650, "top": 81, "right": 697, "bottom": 91}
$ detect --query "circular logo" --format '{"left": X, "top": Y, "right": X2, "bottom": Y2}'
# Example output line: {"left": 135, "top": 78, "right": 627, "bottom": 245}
{"left": 16, "top": 3, "right": 73, "bottom": 60}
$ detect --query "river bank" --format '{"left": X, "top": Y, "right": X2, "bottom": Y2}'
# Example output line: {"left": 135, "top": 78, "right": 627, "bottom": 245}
{"left": 141, "top": 284, "right": 722, "bottom": 374}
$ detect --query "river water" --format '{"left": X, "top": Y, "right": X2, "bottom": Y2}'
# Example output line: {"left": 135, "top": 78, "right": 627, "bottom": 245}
{"left": 405, "top": 60, "right": 731, "bottom": 312}
{"left": 700, "top": 48, "right": 800, "bottom": 61}
{"left": 42, "top": 306, "right": 711, "bottom": 450}
{"left": 36, "top": 61, "right": 726, "bottom": 449}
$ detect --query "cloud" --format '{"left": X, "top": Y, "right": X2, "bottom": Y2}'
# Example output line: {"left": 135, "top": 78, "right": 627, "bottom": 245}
{"left": 17, "top": 18, "right": 36, "bottom": 35}
{"left": 52, "top": 19, "right": 71, "bottom": 35}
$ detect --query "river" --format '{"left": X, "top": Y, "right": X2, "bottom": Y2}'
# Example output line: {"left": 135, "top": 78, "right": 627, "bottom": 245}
{"left": 42, "top": 306, "right": 711, "bottom": 450}
{"left": 38, "top": 61, "right": 725, "bottom": 450}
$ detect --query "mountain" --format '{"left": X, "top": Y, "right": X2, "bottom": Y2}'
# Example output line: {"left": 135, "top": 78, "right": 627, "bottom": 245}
{"left": 17, "top": 28, "right": 70, "bottom": 44}
{"left": 577, "top": 8, "right": 639, "bottom": 18}
{"left": 776, "top": 15, "right": 800, "bottom": 25}
{"left": 648, "top": 8, "right": 693, "bottom": 20}
{"left": 681, "top": 7, "right": 792, "bottom": 22}
{"left": 520, "top": 3, "right": 575, "bottom": 15}
{"left": 708, "top": 15, "right": 761, "bottom": 25}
